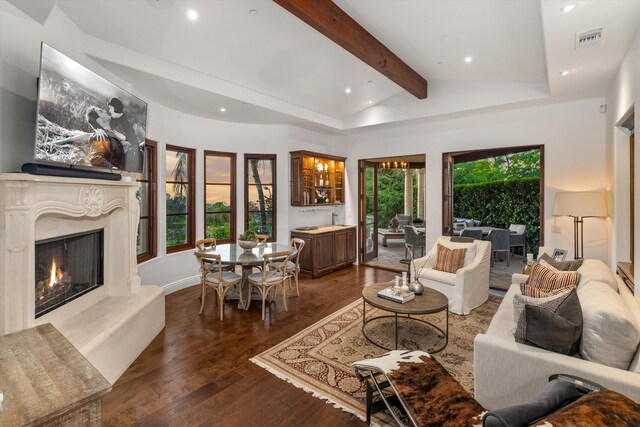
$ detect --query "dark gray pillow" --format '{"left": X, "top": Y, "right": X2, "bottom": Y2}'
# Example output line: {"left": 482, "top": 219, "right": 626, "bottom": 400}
{"left": 525, "top": 289, "right": 582, "bottom": 355}
{"left": 539, "top": 253, "right": 584, "bottom": 271}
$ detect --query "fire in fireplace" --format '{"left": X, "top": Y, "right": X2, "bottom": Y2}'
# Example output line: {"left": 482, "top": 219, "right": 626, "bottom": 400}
{"left": 35, "top": 229, "right": 104, "bottom": 318}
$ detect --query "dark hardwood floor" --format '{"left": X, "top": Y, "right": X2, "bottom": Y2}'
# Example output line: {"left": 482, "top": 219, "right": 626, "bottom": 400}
{"left": 103, "top": 266, "right": 395, "bottom": 426}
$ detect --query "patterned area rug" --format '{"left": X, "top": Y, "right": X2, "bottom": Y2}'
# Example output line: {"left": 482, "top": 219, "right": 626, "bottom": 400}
{"left": 251, "top": 295, "right": 501, "bottom": 424}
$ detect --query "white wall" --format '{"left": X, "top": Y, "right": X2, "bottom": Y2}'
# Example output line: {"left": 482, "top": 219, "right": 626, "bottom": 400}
{"left": 606, "top": 28, "right": 640, "bottom": 302}
{"left": 338, "top": 98, "right": 609, "bottom": 262}
{"left": 0, "top": 3, "right": 335, "bottom": 292}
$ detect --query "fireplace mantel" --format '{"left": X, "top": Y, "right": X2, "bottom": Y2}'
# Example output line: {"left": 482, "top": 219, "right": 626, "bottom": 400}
{"left": 0, "top": 173, "right": 164, "bottom": 384}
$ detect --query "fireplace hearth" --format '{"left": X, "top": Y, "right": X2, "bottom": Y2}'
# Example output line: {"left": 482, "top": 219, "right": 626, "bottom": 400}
{"left": 35, "top": 229, "right": 104, "bottom": 318}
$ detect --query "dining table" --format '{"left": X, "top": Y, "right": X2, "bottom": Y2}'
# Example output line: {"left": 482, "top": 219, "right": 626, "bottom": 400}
{"left": 196, "top": 242, "right": 296, "bottom": 310}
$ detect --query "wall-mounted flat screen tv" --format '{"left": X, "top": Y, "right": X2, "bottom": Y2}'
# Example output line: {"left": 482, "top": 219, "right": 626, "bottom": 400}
{"left": 35, "top": 43, "right": 147, "bottom": 173}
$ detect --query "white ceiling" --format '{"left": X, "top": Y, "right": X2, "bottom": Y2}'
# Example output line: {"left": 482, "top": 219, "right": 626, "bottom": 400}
{"left": 46, "top": 0, "right": 640, "bottom": 131}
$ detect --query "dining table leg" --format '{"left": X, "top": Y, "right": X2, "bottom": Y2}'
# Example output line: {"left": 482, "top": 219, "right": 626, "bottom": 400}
{"left": 239, "top": 265, "right": 253, "bottom": 310}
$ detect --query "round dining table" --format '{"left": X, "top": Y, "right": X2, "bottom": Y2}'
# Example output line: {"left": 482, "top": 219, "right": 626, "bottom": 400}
{"left": 196, "top": 242, "right": 295, "bottom": 310}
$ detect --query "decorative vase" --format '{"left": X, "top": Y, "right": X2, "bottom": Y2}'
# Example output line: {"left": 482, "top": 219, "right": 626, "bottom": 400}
{"left": 237, "top": 240, "right": 258, "bottom": 251}
{"left": 409, "top": 280, "right": 424, "bottom": 295}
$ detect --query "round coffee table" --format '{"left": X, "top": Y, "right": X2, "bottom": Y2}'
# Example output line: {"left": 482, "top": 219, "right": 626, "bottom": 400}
{"left": 362, "top": 282, "right": 449, "bottom": 353}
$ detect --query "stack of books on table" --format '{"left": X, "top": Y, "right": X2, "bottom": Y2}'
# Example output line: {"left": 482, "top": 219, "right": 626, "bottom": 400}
{"left": 377, "top": 286, "right": 415, "bottom": 304}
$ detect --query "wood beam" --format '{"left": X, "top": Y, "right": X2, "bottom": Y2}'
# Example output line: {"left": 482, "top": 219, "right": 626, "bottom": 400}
{"left": 273, "top": 0, "right": 428, "bottom": 99}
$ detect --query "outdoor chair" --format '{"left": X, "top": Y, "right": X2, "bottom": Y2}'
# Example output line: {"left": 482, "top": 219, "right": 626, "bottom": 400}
{"left": 394, "top": 214, "right": 412, "bottom": 229}
{"left": 404, "top": 226, "right": 425, "bottom": 258}
{"left": 485, "top": 228, "right": 511, "bottom": 266}
{"left": 509, "top": 224, "right": 526, "bottom": 256}
{"left": 460, "top": 228, "right": 483, "bottom": 240}
{"left": 194, "top": 252, "right": 243, "bottom": 320}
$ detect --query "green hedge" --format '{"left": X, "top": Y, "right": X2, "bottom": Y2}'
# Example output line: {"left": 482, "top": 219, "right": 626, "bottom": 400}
{"left": 454, "top": 178, "right": 540, "bottom": 253}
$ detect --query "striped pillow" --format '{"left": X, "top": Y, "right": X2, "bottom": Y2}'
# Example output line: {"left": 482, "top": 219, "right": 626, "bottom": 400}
{"left": 434, "top": 244, "right": 467, "bottom": 273}
{"left": 523, "top": 261, "right": 580, "bottom": 297}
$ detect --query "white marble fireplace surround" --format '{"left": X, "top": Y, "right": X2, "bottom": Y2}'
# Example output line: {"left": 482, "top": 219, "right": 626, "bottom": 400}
{"left": 0, "top": 173, "right": 165, "bottom": 384}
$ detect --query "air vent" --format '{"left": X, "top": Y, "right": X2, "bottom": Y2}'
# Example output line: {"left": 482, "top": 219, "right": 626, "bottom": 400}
{"left": 576, "top": 27, "right": 604, "bottom": 49}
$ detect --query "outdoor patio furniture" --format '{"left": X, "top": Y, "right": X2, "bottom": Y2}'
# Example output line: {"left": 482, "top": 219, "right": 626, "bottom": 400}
{"left": 460, "top": 228, "right": 483, "bottom": 240}
{"left": 485, "top": 228, "right": 511, "bottom": 266}
{"left": 394, "top": 214, "right": 412, "bottom": 229}
{"left": 509, "top": 224, "right": 526, "bottom": 256}
{"left": 404, "top": 226, "right": 425, "bottom": 258}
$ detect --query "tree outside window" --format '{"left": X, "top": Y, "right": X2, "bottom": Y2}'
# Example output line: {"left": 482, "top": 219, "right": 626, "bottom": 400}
{"left": 205, "top": 151, "right": 235, "bottom": 243}
{"left": 166, "top": 145, "right": 195, "bottom": 252}
{"left": 245, "top": 155, "right": 276, "bottom": 240}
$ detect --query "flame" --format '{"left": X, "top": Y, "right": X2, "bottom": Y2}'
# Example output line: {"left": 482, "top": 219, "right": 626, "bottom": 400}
{"left": 48, "top": 259, "right": 63, "bottom": 288}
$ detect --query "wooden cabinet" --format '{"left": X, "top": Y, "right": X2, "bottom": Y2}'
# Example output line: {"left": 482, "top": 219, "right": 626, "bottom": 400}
{"left": 290, "top": 150, "right": 346, "bottom": 206}
{"left": 292, "top": 226, "right": 356, "bottom": 278}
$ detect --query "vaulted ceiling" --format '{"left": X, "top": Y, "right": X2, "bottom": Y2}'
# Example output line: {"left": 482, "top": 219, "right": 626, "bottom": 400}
{"left": 32, "top": 1, "right": 640, "bottom": 132}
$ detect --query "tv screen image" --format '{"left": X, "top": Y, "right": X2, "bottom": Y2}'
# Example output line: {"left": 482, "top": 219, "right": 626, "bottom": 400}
{"left": 35, "top": 43, "right": 147, "bottom": 173}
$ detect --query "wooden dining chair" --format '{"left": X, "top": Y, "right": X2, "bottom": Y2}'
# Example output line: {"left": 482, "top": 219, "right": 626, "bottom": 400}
{"left": 270, "top": 238, "right": 305, "bottom": 297}
{"left": 194, "top": 252, "right": 243, "bottom": 321}
{"left": 195, "top": 238, "right": 234, "bottom": 271}
{"left": 246, "top": 250, "right": 294, "bottom": 320}
{"left": 256, "top": 234, "right": 269, "bottom": 243}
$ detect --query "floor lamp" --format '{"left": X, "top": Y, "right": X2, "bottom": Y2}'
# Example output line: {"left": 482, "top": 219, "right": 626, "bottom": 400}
{"left": 553, "top": 192, "right": 607, "bottom": 260}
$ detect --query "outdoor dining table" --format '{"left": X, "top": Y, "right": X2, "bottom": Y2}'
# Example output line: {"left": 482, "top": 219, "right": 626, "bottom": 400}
{"left": 453, "top": 226, "right": 513, "bottom": 237}
{"left": 196, "top": 242, "right": 295, "bottom": 310}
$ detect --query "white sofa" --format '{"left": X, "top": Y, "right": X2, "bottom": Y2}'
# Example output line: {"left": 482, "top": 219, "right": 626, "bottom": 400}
{"left": 474, "top": 260, "right": 640, "bottom": 410}
{"left": 411, "top": 236, "right": 491, "bottom": 315}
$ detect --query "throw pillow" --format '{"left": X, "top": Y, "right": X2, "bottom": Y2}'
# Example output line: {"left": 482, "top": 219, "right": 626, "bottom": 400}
{"left": 578, "top": 281, "right": 640, "bottom": 370}
{"left": 525, "top": 289, "right": 582, "bottom": 355}
{"left": 525, "top": 262, "right": 580, "bottom": 297}
{"left": 434, "top": 244, "right": 467, "bottom": 274}
{"left": 538, "top": 253, "right": 584, "bottom": 271}
{"left": 513, "top": 288, "right": 573, "bottom": 343}
{"left": 437, "top": 239, "right": 477, "bottom": 267}
{"left": 520, "top": 283, "right": 570, "bottom": 298}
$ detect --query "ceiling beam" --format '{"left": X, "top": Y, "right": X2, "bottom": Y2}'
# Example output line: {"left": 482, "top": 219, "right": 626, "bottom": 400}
{"left": 273, "top": 0, "right": 428, "bottom": 99}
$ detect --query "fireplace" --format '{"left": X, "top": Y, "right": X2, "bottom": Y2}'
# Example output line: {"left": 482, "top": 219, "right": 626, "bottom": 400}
{"left": 35, "top": 229, "right": 104, "bottom": 318}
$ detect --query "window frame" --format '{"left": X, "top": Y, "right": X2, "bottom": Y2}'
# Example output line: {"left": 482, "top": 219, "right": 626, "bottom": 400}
{"left": 244, "top": 154, "right": 277, "bottom": 241}
{"left": 165, "top": 144, "right": 196, "bottom": 253}
{"left": 137, "top": 139, "right": 157, "bottom": 263}
{"left": 204, "top": 150, "right": 236, "bottom": 244}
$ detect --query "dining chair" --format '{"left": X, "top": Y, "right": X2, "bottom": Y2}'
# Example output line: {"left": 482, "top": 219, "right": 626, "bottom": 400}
{"left": 460, "top": 228, "right": 483, "bottom": 240}
{"left": 509, "top": 224, "right": 527, "bottom": 257}
{"left": 195, "top": 238, "right": 234, "bottom": 271}
{"left": 246, "top": 250, "right": 294, "bottom": 320}
{"left": 194, "top": 252, "right": 243, "bottom": 321}
{"left": 404, "top": 226, "right": 425, "bottom": 259}
{"left": 256, "top": 234, "right": 269, "bottom": 243}
{"left": 484, "top": 228, "right": 511, "bottom": 266}
{"left": 285, "top": 238, "right": 305, "bottom": 296}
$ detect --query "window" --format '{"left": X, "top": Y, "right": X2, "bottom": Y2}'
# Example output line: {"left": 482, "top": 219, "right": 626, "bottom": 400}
{"left": 245, "top": 154, "right": 276, "bottom": 240}
{"left": 136, "top": 139, "right": 157, "bottom": 263}
{"left": 166, "top": 145, "right": 195, "bottom": 253}
{"left": 205, "top": 151, "right": 236, "bottom": 243}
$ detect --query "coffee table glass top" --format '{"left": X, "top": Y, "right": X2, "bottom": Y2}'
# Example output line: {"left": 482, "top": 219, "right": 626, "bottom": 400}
{"left": 362, "top": 282, "right": 448, "bottom": 315}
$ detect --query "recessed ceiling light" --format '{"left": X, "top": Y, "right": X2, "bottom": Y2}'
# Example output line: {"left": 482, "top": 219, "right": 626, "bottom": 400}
{"left": 559, "top": 70, "right": 570, "bottom": 76}
{"left": 562, "top": 4, "right": 576, "bottom": 13}
{"left": 220, "top": 107, "right": 226, "bottom": 112}
{"left": 436, "top": 60, "right": 445, "bottom": 65}
{"left": 367, "top": 80, "right": 373, "bottom": 85}
{"left": 249, "top": 9, "right": 259, "bottom": 16}
{"left": 368, "top": 100, "right": 373, "bottom": 104}
{"left": 345, "top": 87, "right": 352, "bottom": 94}
{"left": 464, "top": 56, "right": 473, "bottom": 63}
{"left": 187, "top": 9, "right": 198, "bottom": 21}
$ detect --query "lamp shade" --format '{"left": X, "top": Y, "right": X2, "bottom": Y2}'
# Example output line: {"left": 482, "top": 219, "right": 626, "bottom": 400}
{"left": 553, "top": 191, "right": 607, "bottom": 217}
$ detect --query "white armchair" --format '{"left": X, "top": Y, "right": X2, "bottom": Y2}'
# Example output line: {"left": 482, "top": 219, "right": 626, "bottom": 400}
{"left": 411, "top": 236, "right": 491, "bottom": 315}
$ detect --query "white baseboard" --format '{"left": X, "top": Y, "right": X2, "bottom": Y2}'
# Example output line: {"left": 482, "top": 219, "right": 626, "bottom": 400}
{"left": 163, "top": 275, "right": 200, "bottom": 295}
